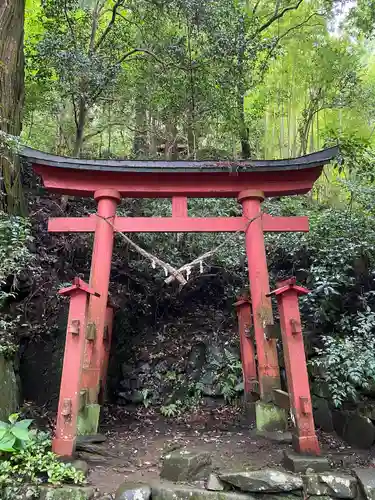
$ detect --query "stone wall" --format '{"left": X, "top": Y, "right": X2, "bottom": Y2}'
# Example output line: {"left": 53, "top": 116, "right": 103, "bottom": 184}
{"left": 115, "top": 449, "right": 375, "bottom": 500}
{"left": 0, "top": 355, "right": 19, "bottom": 420}
{"left": 313, "top": 396, "right": 375, "bottom": 449}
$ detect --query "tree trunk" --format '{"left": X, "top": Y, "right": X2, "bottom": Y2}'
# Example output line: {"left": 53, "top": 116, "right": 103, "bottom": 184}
{"left": 238, "top": 92, "right": 251, "bottom": 159}
{"left": 73, "top": 97, "right": 87, "bottom": 157}
{"left": 237, "top": 16, "right": 251, "bottom": 159}
{"left": 165, "top": 120, "right": 178, "bottom": 160}
{"left": 133, "top": 93, "right": 148, "bottom": 158}
{"left": 0, "top": 0, "right": 25, "bottom": 214}
{"left": 299, "top": 109, "right": 315, "bottom": 156}
{"left": 149, "top": 115, "right": 157, "bottom": 157}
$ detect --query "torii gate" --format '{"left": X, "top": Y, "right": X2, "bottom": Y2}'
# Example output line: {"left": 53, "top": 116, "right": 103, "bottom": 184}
{"left": 21, "top": 145, "right": 337, "bottom": 458}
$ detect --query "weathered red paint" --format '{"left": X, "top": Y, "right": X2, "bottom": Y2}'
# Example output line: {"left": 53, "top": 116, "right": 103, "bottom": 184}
{"left": 58, "top": 277, "right": 98, "bottom": 296}
{"left": 53, "top": 278, "right": 97, "bottom": 457}
{"left": 172, "top": 196, "right": 188, "bottom": 217}
{"left": 234, "top": 298, "right": 258, "bottom": 398}
{"left": 34, "top": 164, "right": 322, "bottom": 198}
{"left": 48, "top": 214, "right": 309, "bottom": 234}
{"left": 99, "top": 304, "right": 114, "bottom": 403}
{"left": 238, "top": 190, "right": 281, "bottom": 401}
{"left": 81, "top": 189, "right": 120, "bottom": 404}
{"left": 270, "top": 277, "right": 320, "bottom": 455}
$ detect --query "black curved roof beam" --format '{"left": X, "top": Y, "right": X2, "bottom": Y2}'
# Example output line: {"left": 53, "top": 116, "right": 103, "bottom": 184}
{"left": 20, "top": 146, "right": 339, "bottom": 174}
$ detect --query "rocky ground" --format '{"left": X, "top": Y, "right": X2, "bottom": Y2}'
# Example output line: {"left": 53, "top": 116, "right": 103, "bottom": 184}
{"left": 77, "top": 406, "right": 375, "bottom": 497}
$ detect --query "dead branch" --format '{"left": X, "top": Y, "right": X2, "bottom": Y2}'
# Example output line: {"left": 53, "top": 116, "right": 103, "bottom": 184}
{"left": 94, "top": 214, "right": 187, "bottom": 285}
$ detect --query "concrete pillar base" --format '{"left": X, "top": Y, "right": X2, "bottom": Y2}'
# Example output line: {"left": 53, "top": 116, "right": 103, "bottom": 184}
{"left": 243, "top": 399, "right": 256, "bottom": 424}
{"left": 255, "top": 401, "right": 288, "bottom": 432}
{"left": 77, "top": 404, "right": 101, "bottom": 435}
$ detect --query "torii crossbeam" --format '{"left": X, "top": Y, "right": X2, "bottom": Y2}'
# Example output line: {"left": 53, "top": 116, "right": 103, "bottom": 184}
{"left": 48, "top": 211, "right": 309, "bottom": 233}
{"left": 20, "top": 145, "right": 338, "bottom": 457}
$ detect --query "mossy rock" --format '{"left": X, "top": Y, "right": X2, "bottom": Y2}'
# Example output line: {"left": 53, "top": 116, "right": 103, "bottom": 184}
{"left": 40, "top": 486, "right": 95, "bottom": 499}
{"left": 3, "top": 485, "right": 39, "bottom": 499}
{"left": 0, "top": 355, "right": 19, "bottom": 420}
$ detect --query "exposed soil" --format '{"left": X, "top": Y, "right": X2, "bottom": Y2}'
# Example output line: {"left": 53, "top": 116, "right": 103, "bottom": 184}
{"left": 79, "top": 406, "right": 375, "bottom": 497}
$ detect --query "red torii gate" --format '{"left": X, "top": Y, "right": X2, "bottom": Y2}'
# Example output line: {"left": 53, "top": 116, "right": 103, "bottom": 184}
{"left": 21, "top": 146, "right": 337, "bottom": 458}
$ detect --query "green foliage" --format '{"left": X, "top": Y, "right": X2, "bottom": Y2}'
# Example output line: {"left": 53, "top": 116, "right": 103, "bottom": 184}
{"left": 0, "top": 132, "right": 21, "bottom": 159}
{"left": 0, "top": 213, "right": 33, "bottom": 356}
{"left": 266, "top": 181, "right": 375, "bottom": 407}
{"left": 217, "top": 349, "right": 243, "bottom": 403}
{"left": 141, "top": 388, "right": 152, "bottom": 408}
{"left": 159, "top": 371, "right": 204, "bottom": 415}
{"left": 0, "top": 414, "right": 33, "bottom": 452}
{"left": 312, "top": 310, "right": 375, "bottom": 407}
{"left": 0, "top": 422, "right": 85, "bottom": 491}
{"left": 0, "top": 214, "right": 32, "bottom": 289}
{"left": 160, "top": 403, "right": 182, "bottom": 418}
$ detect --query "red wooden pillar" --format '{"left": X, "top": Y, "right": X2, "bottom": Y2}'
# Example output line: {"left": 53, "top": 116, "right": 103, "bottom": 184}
{"left": 172, "top": 196, "right": 188, "bottom": 217}
{"left": 53, "top": 278, "right": 99, "bottom": 457}
{"left": 81, "top": 189, "right": 120, "bottom": 418}
{"left": 270, "top": 277, "right": 320, "bottom": 455}
{"left": 99, "top": 304, "right": 114, "bottom": 403}
{"left": 234, "top": 297, "right": 257, "bottom": 400}
{"left": 238, "top": 190, "right": 281, "bottom": 401}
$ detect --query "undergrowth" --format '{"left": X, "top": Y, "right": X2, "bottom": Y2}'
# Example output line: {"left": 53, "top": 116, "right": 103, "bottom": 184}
{"left": 0, "top": 414, "right": 84, "bottom": 495}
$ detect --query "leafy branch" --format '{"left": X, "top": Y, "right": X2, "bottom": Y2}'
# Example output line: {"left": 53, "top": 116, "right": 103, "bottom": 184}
{"left": 257, "top": 0, "right": 304, "bottom": 34}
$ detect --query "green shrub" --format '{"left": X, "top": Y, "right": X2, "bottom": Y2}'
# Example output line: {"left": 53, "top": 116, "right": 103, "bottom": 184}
{"left": 0, "top": 415, "right": 84, "bottom": 491}
{"left": 0, "top": 413, "right": 33, "bottom": 452}
{"left": 0, "top": 213, "right": 33, "bottom": 357}
{"left": 311, "top": 309, "right": 375, "bottom": 406}
{"left": 265, "top": 184, "right": 375, "bottom": 407}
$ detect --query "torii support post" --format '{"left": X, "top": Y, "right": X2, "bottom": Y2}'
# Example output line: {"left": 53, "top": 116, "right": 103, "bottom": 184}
{"left": 80, "top": 189, "right": 120, "bottom": 435}
{"left": 234, "top": 297, "right": 258, "bottom": 420}
{"left": 99, "top": 303, "right": 114, "bottom": 403}
{"left": 270, "top": 278, "right": 320, "bottom": 455}
{"left": 238, "top": 190, "right": 287, "bottom": 432}
{"left": 53, "top": 278, "right": 99, "bottom": 457}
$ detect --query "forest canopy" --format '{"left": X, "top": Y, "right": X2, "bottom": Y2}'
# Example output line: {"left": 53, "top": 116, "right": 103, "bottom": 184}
{"left": 22, "top": 0, "right": 368, "bottom": 161}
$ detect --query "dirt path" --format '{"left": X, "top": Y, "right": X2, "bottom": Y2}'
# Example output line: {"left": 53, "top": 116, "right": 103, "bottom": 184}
{"left": 82, "top": 406, "right": 375, "bottom": 497}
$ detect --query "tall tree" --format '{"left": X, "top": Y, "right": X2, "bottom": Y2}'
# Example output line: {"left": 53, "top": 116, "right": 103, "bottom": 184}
{"left": 32, "top": 0, "right": 164, "bottom": 157}
{"left": 0, "top": 0, "right": 25, "bottom": 214}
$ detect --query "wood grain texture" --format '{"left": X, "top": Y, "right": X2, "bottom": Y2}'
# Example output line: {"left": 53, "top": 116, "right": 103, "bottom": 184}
{"left": 0, "top": 0, "right": 25, "bottom": 213}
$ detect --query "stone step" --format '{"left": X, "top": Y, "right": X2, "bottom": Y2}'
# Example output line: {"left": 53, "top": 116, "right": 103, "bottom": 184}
{"left": 282, "top": 450, "right": 330, "bottom": 473}
{"left": 219, "top": 469, "right": 303, "bottom": 493}
{"left": 3, "top": 485, "right": 95, "bottom": 500}
{"left": 355, "top": 468, "right": 375, "bottom": 500}
{"left": 160, "top": 449, "right": 212, "bottom": 482}
{"left": 151, "top": 482, "right": 256, "bottom": 500}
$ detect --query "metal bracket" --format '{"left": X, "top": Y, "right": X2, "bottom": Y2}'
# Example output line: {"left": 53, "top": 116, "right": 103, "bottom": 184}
{"left": 300, "top": 396, "right": 310, "bottom": 415}
{"left": 61, "top": 398, "right": 72, "bottom": 417}
{"left": 273, "top": 389, "right": 290, "bottom": 410}
{"left": 87, "top": 385, "right": 100, "bottom": 404}
{"left": 249, "top": 379, "right": 260, "bottom": 394}
{"left": 69, "top": 319, "right": 80, "bottom": 336}
{"left": 290, "top": 318, "right": 301, "bottom": 335}
{"left": 264, "top": 324, "right": 281, "bottom": 340}
{"left": 79, "top": 390, "right": 87, "bottom": 411}
{"left": 86, "top": 322, "right": 97, "bottom": 341}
